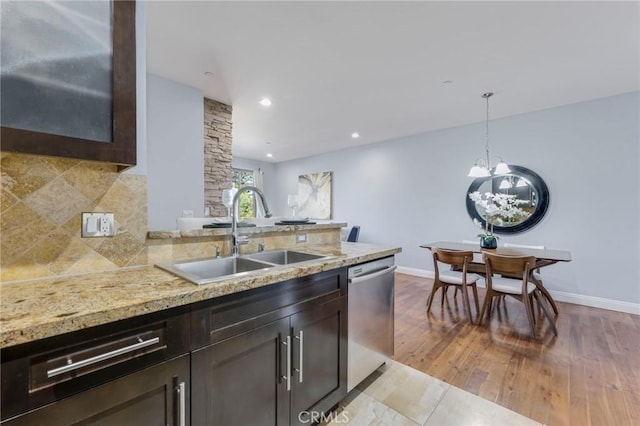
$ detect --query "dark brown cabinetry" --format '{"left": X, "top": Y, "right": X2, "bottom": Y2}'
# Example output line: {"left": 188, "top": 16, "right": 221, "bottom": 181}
{"left": 1, "top": 306, "right": 190, "bottom": 424}
{"left": 1, "top": 267, "right": 349, "bottom": 426}
{"left": 192, "top": 317, "right": 291, "bottom": 425}
{"left": 191, "top": 268, "right": 348, "bottom": 426}
{"left": 2, "top": 354, "right": 189, "bottom": 426}
{"left": 0, "top": 1, "right": 137, "bottom": 167}
{"left": 290, "top": 297, "right": 347, "bottom": 426}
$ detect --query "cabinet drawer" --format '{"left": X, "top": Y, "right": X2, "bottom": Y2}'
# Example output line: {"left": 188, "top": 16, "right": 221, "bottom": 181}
{"left": 191, "top": 267, "right": 347, "bottom": 348}
{"left": 2, "top": 354, "right": 190, "bottom": 426}
{"left": 1, "top": 306, "right": 189, "bottom": 420}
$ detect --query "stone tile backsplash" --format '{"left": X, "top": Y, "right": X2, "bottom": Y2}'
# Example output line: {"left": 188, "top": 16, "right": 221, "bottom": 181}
{"left": 1, "top": 152, "right": 342, "bottom": 282}
{"left": 1, "top": 153, "right": 148, "bottom": 281}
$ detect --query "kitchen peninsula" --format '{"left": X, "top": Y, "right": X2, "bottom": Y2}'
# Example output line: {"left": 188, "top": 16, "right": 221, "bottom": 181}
{"left": 1, "top": 240, "right": 400, "bottom": 425}
{"left": 147, "top": 222, "right": 349, "bottom": 264}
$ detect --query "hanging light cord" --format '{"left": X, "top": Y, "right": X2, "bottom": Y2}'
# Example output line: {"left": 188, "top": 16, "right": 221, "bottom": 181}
{"left": 483, "top": 92, "right": 493, "bottom": 170}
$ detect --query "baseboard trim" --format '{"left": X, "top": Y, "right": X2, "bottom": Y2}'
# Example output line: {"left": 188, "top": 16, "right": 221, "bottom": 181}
{"left": 396, "top": 266, "right": 434, "bottom": 279}
{"left": 396, "top": 266, "right": 640, "bottom": 315}
{"left": 547, "top": 290, "right": 640, "bottom": 315}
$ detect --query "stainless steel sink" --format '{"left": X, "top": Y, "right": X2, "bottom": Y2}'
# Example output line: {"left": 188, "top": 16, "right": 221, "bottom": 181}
{"left": 243, "top": 249, "right": 329, "bottom": 265}
{"left": 157, "top": 249, "right": 332, "bottom": 285}
{"left": 156, "top": 256, "right": 274, "bottom": 285}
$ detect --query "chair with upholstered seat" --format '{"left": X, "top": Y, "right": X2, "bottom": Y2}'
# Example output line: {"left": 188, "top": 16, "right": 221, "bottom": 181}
{"left": 502, "top": 242, "right": 545, "bottom": 282}
{"left": 346, "top": 226, "right": 360, "bottom": 242}
{"left": 479, "top": 252, "right": 557, "bottom": 338}
{"left": 428, "top": 249, "right": 481, "bottom": 323}
{"left": 462, "top": 240, "right": 485, "bottom": 266}
{"left": 451, "top": 241, "right": 485, "bottom": 300}
{"left": 501, "top": 243, "right": 554, "bottom": 315}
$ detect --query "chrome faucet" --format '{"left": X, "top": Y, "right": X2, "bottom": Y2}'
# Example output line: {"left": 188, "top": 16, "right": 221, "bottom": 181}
{"left": 231, "top": 186, "right": 272, "bottom": 256}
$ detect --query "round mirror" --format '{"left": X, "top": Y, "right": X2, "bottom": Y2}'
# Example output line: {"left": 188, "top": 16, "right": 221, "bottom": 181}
{"left": 466, "top": 165, "right": 550, "bottom": 234}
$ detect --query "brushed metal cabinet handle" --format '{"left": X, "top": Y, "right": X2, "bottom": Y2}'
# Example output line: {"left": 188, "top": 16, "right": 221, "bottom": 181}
{"left": 46, "top": 337, "right": 160, "bottom": 378}
{"left": 280, "top": 336, "right": 291, "bottom": 391}
{"left": 286, "top": 335, "right": 292, "bottom": 391}
{"left": 295, "top": 330, "right": 304, "bottom": 383}
{"left": 176, "top": 381, "right": 186, "bottom": 426}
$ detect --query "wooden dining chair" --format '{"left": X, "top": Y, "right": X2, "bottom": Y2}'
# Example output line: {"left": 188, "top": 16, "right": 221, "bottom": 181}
{"left": 346, "top": 225, "right": 360, "bottom": 242}
{"left": 428, "top": 249, "right": 481, "bottom": 323}
{"left": 451, "top": 241, "right": 485, "bottom": 301}
{"left": 503, "top": 243, "right": 545, "bottom": 281}
{"left": 500, "top": 243, "right": 553, "bottom": 315}
{"left": 479, "top": 252, "right": 557, "bottom": 338}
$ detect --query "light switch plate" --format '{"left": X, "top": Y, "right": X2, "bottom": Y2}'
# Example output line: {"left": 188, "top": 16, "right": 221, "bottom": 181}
{"left": 296, "top": 233, "right": 307, "bottom": 243}
{"left": 82, "top": 212, "right": 115, "bottom": 238}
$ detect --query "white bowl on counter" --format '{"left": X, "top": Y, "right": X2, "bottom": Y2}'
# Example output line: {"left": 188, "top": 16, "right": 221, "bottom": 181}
{"left": 243, "top": 217, "right": 281, "bottom": 226}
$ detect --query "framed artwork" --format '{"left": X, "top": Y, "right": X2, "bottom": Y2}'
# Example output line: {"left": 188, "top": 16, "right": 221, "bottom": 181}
{"left": 0, "top": 0, "right": 137, "bottom": 167}
{"left": 298, "top": 171, "right": 332, "bottom": 220}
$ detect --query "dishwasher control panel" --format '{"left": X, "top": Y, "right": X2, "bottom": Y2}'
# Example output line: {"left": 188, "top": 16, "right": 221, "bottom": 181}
{"left": 348, "top": 256, "right": 395, "bottom": 279}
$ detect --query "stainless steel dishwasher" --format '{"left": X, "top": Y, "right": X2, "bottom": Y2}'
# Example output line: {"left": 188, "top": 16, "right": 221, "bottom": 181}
{"left": 348, "top": 256, "right": 396, "bottom": 392}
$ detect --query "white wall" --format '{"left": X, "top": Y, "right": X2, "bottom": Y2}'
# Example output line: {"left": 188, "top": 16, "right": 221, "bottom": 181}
{"left": 272, "top": 92, "right": 640, "bottom": 307}
{"left": 147, "top": 74, "right": 204, "bottom": 230}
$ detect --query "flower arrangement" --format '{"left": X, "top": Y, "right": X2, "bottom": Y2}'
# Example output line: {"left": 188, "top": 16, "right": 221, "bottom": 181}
{"left": 473, "top": 218, "right": 498, "bottom": 246}
{"left": 469, "top": 191, "right": 531, "bottom": 247}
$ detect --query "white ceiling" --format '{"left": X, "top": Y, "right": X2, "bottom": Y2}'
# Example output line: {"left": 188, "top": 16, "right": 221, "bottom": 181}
{"left": 146, "top": 1, "right": 639, "bottom": 162}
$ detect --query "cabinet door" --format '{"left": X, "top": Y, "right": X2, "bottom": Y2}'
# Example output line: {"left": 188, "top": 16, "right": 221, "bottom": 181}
{"left": 192, "top": 317, "right": 291, "bottom": 426}
{"left": 1, "top": 354, "right": 189, "bottom": 426}
{"left": 290, "top": 297, "right": 347, "bottom": 426}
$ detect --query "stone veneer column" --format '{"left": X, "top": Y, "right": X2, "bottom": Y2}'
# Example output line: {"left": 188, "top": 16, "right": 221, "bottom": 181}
{"left": 203, "top": 98, "right": 233, "bottom": 216}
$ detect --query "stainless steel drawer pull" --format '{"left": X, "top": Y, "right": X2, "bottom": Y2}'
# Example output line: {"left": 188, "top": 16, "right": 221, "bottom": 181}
{"left": 46, "top": 337, "right": 160, "bottom": 378}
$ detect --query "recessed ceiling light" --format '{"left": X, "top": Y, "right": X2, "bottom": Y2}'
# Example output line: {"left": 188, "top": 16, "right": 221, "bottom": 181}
{"left": 204, "top": 71, "right": 214, "bottom": 76}
{"left": 266, "top": 153, "right": 273, "bottom": 158}
{"left": 260, "top": 98, "right": 272, "bottom": 107}
{"left": 351, "top": 132, "right": 360, "bottom": 139}
{"left": 442, "top": 80, "right": 453, "bottom": 84}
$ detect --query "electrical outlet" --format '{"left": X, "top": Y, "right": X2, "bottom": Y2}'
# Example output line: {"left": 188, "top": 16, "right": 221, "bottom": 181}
{"left": 296, "top": 233, "right": 307, "bottom": 243}
{"left": 82, "top": 213, "right": 115, "bottom": 238}
{"left": 100, "top": 216, "right": 111, "bottom": 234}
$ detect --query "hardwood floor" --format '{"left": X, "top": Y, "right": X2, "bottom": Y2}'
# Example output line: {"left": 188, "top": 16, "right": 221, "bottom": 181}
{"left": 393, "top": 273, "right": 640, "bottom": 426}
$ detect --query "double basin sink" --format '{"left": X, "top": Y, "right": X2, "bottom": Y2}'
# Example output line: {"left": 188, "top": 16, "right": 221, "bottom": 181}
{"left": 156, "top": 249, "right": 331, "bottom": 285}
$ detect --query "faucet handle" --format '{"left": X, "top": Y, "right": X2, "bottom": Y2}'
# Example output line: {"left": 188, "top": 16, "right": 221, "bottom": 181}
{"left": 258, "top": 242, "right": 265, "bottom": 252}
{"left": 214, "top": 244, "right": 221, "bottom": 258}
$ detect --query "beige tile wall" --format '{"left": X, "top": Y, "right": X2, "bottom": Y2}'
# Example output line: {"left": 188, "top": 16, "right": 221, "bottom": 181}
{"left": 1, "top": 153, "right": 148, "bottom": 281}
{"left": 149, "top": 228, "right": 342, "bottom": 264}
{"left": 1, "top": 153, "right": 341, "bottom": 282}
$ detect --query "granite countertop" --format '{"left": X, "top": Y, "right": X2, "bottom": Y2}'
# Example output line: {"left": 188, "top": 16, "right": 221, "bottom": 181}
{"left": 148, "top": 222, "right": 348, "bottom": 239}
{"left": 0, "top": 242, "right": 401, "bottom": 349}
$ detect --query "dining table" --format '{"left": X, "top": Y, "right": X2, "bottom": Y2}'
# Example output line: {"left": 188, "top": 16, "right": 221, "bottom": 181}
{"left": 420, "top": 241, "right": 572, "bottom": 316}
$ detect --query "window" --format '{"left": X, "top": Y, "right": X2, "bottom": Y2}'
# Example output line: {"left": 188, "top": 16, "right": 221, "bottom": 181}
{"left": 232, "top": 168, "right": 255, "bottom": 218}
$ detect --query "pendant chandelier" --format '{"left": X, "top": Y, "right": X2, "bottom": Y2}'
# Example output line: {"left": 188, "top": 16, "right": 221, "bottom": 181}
{"left": 468, "top": 92, "right": 511, "bottom": 178}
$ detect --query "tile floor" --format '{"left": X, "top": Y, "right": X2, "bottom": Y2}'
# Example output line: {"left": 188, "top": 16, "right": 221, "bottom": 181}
{"left": 322, "top": 360, "right": 541, "bottom": 426}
